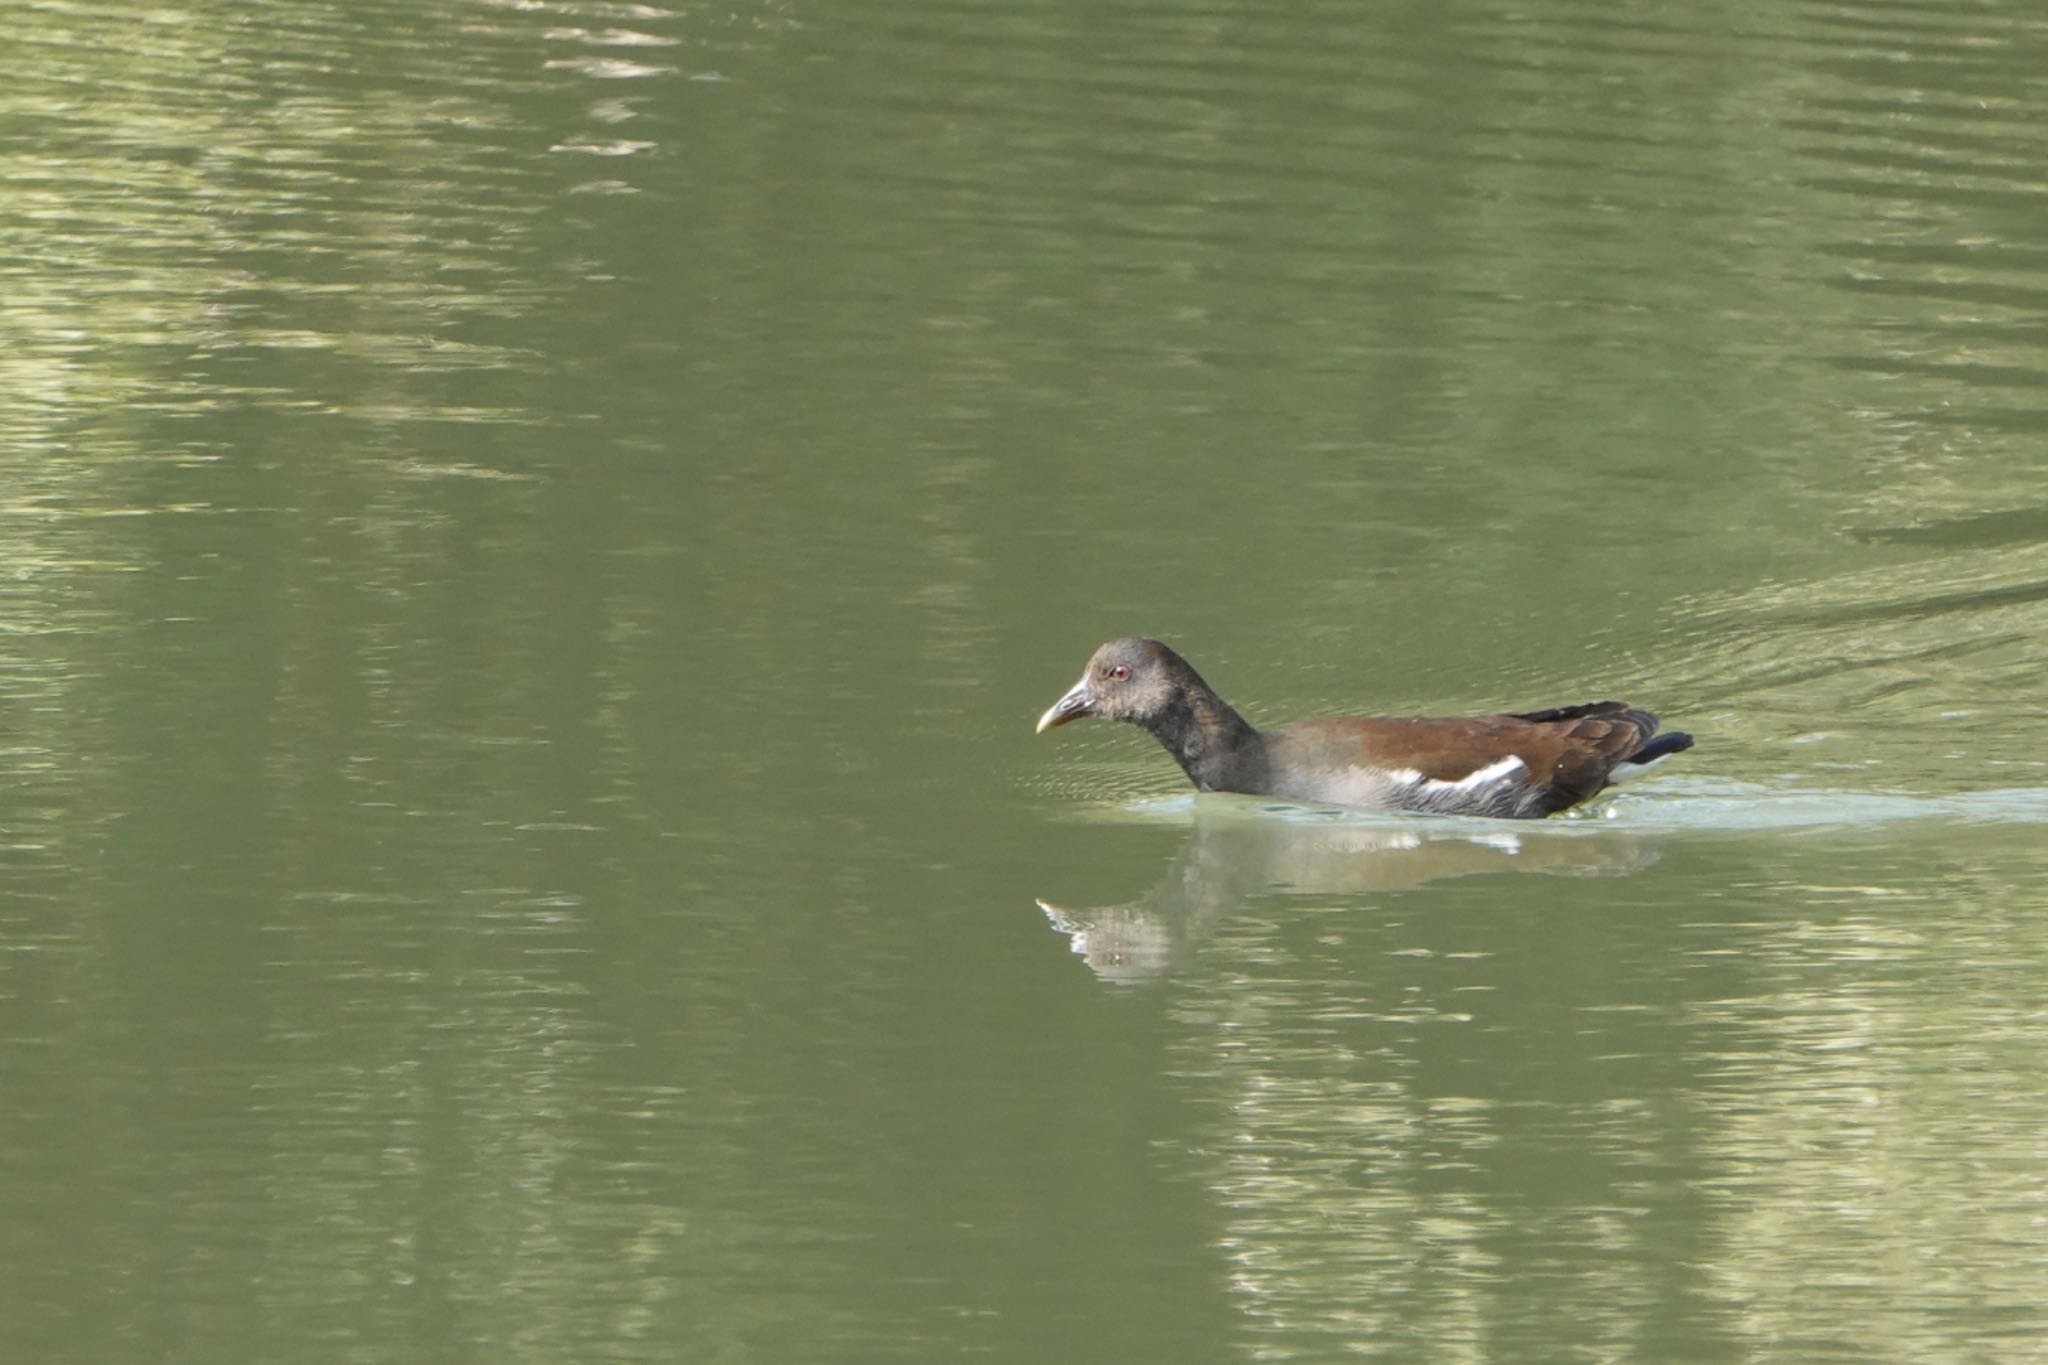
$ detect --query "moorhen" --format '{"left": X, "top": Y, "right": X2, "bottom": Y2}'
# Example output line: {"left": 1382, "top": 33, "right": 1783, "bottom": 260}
{"left": 1036, "top": 637, "right": 1692, "bottom": 818}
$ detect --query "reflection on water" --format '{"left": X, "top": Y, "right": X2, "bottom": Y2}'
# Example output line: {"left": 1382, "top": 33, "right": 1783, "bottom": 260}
{"left": 1039, "top": 802, "right": 1656, "bottom": 982}
{"left": 1149, "top": 820, "right": 2048, "bottom": 1360}
{"left": 1038, "top": 782, "right": 2048, "bottom": 982}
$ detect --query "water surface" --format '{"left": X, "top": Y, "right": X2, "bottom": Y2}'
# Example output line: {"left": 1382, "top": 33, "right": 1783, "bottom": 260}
{"left": 4, "top": 0, "right": 2048, "bottom": 1361}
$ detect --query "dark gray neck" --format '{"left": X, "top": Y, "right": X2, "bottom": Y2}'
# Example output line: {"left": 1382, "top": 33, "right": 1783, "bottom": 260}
{"left": 1145, "top": 688, "right": 1267, "bottom": 794}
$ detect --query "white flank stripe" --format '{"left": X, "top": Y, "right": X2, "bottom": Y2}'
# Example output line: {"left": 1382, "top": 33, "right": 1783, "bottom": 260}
{"left": 1452, "top": 756, "right": 1526, "bottom": 789}
{"left": 1408, "top": 755, "right": 1527, "bottom": 801}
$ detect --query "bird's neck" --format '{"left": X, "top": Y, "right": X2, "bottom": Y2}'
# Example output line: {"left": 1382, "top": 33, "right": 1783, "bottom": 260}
{"left": 1149, "top": 689, "right": 1266, "bottom": 793}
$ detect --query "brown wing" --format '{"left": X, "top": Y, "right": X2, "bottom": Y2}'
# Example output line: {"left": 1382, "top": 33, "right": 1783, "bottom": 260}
{"left": 1269, "top": 702, "right": 1662, "bottom": 815}
{"left": 1503, "top": 702, "right": 1663, "bottom": 812}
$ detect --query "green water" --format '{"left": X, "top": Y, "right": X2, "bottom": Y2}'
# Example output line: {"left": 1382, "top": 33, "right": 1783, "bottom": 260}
{"left": 5, "top": 0, "right": 2048, "bottom": 1360}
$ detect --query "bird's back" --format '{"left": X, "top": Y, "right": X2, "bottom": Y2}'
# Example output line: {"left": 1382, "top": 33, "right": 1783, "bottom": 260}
{"left": 1258, "top": 702, "right": 1682, "bottom": 817}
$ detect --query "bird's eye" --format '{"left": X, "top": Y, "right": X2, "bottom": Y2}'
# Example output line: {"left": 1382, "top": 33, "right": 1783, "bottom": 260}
{"left": 1106, "top": 664, "right": 1132, "bottom": 681}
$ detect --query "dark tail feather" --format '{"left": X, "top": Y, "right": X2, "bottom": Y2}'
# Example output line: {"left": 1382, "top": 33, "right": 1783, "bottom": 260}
{"left": 1629, "top": 731, "right": 1694, "bottom": 764}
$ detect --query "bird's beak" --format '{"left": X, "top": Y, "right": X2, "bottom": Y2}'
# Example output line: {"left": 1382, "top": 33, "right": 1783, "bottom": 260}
{"left": 1035, "top": 676, "right": 1093, "bottom": 733}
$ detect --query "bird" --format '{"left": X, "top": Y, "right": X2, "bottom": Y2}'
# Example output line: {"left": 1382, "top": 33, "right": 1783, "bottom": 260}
{"left": 1035, "top": 637, "right": 1693, "bottom": 819}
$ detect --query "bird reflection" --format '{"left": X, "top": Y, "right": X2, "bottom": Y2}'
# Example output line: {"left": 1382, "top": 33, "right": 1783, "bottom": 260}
{"left": 1038, "top": 805, "right": 1655, "bottom": 982}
